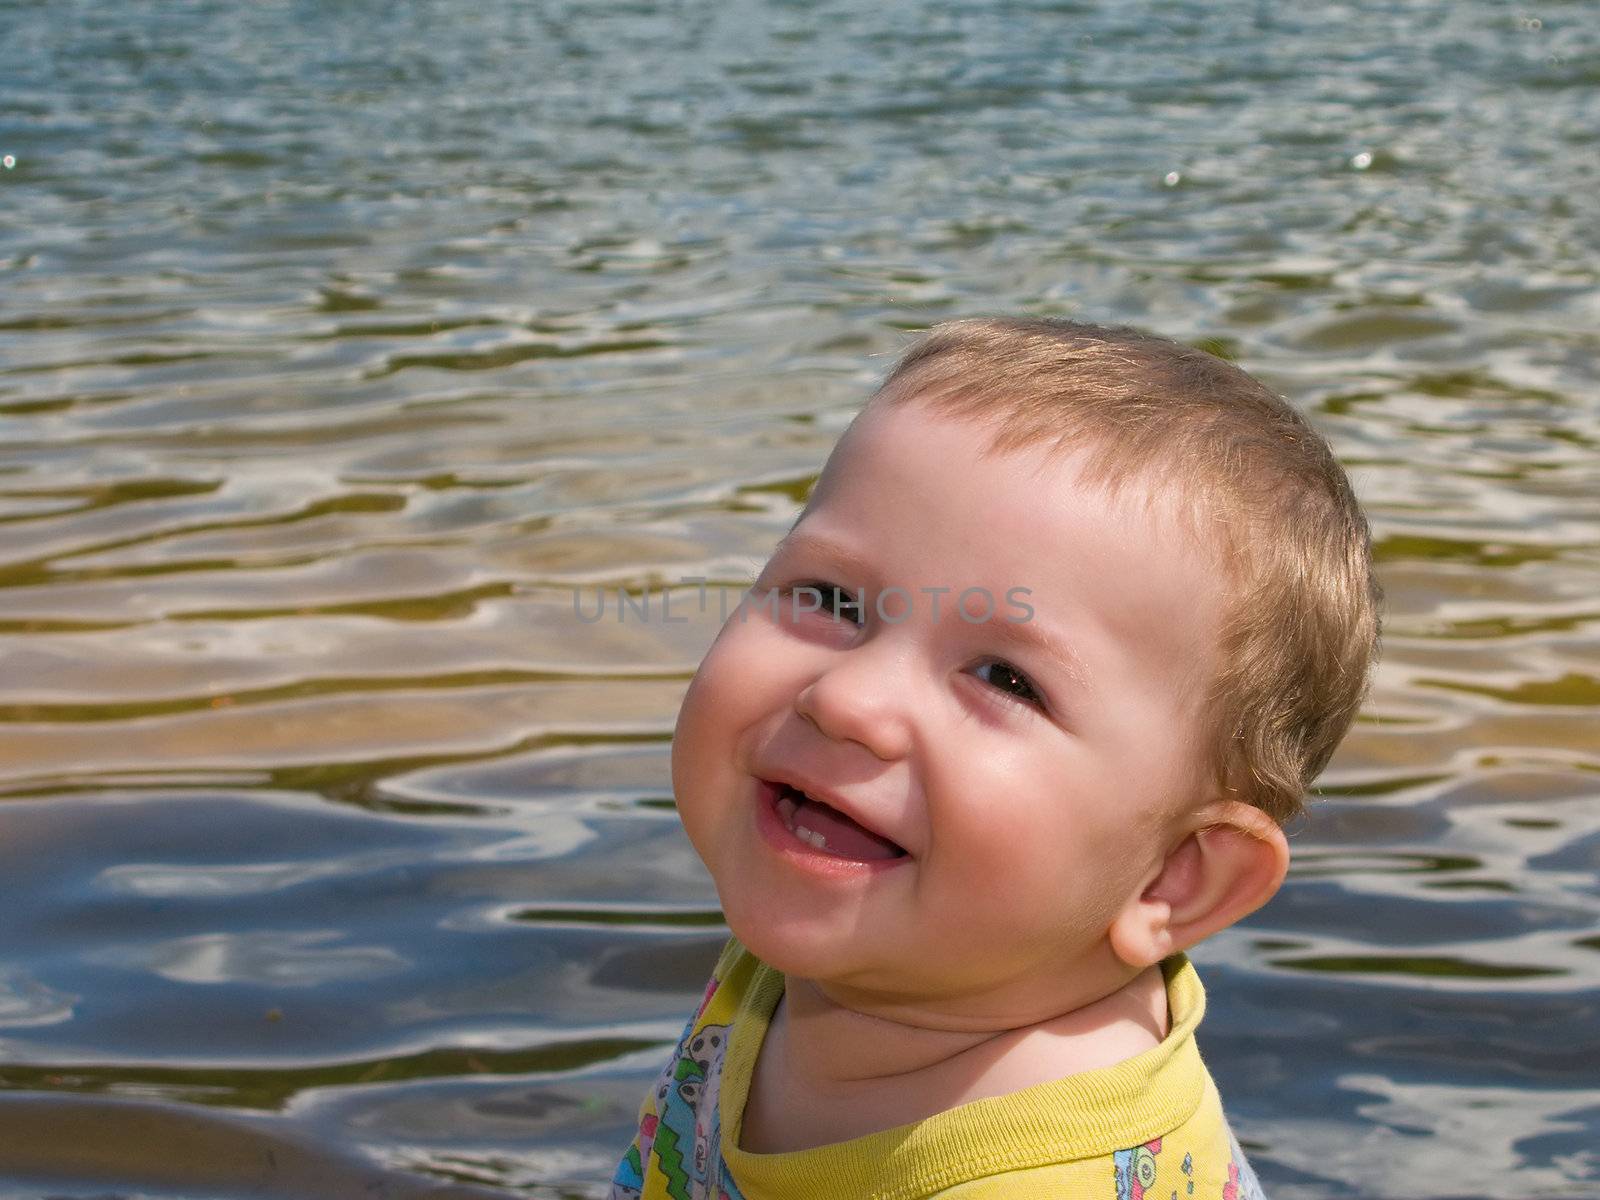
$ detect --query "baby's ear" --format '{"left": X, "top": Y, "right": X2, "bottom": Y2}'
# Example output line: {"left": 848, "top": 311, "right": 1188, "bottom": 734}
{"left": 1107, "top": 801, "right": 1289, "bottom": 970}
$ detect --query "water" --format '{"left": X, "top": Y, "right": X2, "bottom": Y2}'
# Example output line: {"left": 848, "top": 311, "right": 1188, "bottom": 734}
{"left": 1, "top": 1, "right": 1597, "bottom": 1195}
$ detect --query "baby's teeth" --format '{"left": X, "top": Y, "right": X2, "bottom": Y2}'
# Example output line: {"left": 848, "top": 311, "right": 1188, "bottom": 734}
{"left": 773, "top": 788, "right": 828, "bottom": 851}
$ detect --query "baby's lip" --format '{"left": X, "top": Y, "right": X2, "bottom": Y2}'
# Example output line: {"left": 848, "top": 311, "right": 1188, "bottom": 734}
{"left": 756, "top": 770, "right": 909, "bottom": 857}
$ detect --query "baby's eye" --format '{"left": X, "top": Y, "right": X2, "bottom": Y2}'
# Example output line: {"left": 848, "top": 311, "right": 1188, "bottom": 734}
{"left": 972, "top": 660, "right": 1044, "bottom": 708}
{"left": 792, "top": 581, "right": 864, "bottom": 626}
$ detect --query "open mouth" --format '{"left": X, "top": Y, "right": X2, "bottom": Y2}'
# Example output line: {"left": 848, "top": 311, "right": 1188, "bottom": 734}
{"left": 768, "top": 782, "right": 907, "bottom": 862}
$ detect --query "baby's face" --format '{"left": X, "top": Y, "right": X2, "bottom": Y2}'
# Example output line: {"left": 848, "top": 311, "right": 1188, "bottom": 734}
{"left": 671, "top": 399, "right": 1229, "bottom": 1017}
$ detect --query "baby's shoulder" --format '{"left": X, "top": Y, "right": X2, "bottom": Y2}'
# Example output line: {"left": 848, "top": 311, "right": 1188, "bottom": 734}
{"left": 662, "top": 937, "right": 757, "bottom": 1091}
{"left": 614, "top": 941, "right": 764, "bottom": 1199}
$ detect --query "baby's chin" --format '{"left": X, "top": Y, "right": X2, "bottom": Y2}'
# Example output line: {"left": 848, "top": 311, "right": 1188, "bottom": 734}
{"left": 717, "top": 901, "right": 901, "bottom": 993}
{"left": 719, "top": 904, "right": 947, "bottom": 994}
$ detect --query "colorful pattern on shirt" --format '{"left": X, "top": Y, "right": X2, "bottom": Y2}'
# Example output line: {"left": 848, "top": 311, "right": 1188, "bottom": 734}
{"left": 1111, "top": 1131, "right": 1266, "bottom": 1200}
{"left": 611, "top": 967, "right": 745, "bottom": 1200}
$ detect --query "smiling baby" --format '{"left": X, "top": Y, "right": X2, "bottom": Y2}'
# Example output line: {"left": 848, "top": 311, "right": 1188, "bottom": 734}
{"left": 611, "top": 318, "right": 1381, "bottom": 1199}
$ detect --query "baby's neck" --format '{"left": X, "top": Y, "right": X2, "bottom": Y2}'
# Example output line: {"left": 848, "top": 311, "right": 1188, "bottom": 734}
{"left": 739, "top": 963, "right": 1170, "bottom": 1154}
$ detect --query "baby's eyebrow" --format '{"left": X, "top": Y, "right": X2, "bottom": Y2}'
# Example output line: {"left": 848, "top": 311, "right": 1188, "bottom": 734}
{"left": 982, "top": 612, "right": 1097, "bottom": 696}
{"left": 770, "top": 531, "right": 878, "bottom": 580}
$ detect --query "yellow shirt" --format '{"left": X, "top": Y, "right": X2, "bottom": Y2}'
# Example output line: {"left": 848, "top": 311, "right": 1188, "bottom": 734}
{"left": 611, "top": 939, "right": 1266, "bottom": 1200}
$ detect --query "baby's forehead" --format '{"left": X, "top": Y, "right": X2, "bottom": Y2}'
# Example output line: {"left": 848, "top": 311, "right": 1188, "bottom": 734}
{"left": 825, "top": 397, "right": 1227, "bottom": 550}
{"left": 802, "top": 405, "right": 1235, "bottom": 606}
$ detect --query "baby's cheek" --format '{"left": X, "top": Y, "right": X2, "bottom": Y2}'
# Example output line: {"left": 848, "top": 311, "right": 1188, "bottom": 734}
{"left": 678, "top": 615, "right": 752, "bottom": 713}
{"left": 670, "top": 678, "right": 721, "bottom": 807}
{"left": 670, "top": 648, "right": 754, "bottom": 832}
{"left": 687, "top": 615, "right": 758, "bottom": 696}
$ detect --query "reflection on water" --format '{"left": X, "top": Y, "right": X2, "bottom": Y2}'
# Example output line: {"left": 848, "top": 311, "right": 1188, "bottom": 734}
{"left": 1, "top": 0, "right": 1597, "bottom": 1196}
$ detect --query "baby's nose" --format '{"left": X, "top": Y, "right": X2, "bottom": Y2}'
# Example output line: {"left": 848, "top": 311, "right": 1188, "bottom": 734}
{"left": 793, "top": 644, "right": 916, "bottom": 762}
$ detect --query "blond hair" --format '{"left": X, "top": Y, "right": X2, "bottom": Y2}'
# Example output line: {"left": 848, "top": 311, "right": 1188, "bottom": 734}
{"left": 872, "top": 318, "right": 1381, "bottom": 823}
